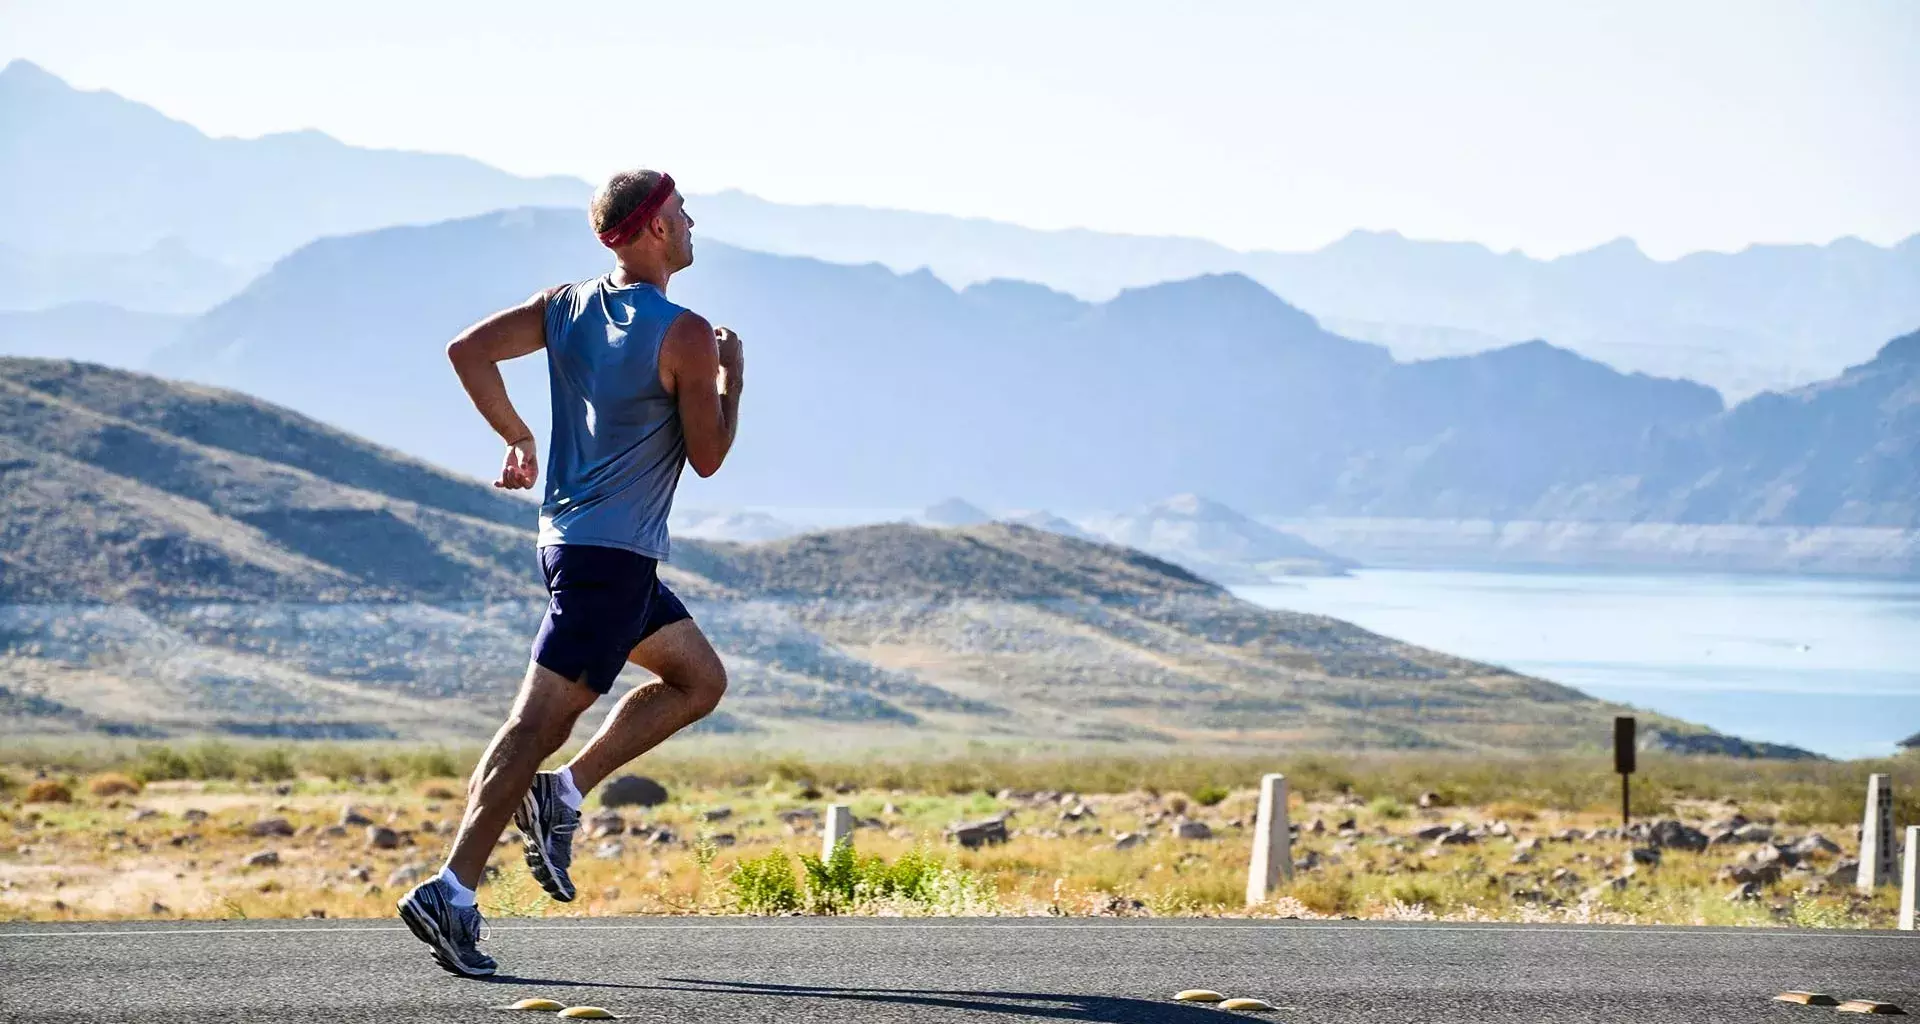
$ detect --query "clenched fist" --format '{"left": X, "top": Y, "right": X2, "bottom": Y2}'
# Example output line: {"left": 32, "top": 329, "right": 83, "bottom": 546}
{"left": 715, "top": 326, "right": 744, "bottom": 395}
{"left": 496, "top": 436, "right": 539, "bottom": 490}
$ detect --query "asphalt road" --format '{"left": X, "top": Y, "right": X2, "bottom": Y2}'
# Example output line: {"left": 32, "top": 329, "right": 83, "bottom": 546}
{"left": 1, "top": 918, "right": 1914, "bottom": 1023}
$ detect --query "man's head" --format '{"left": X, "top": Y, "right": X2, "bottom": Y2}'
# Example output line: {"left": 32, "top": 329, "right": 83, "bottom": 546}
{"left": 590, "top": 169, "right": 694, "bottom": 271}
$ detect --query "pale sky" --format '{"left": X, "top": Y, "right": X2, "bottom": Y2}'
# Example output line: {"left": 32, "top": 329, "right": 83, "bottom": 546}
{"left": 5, "top": 0, "right": 1916, "bottom": 258}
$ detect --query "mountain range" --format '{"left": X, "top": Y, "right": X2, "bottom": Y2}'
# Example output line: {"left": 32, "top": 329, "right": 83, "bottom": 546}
{"left": 3, "top": 356, "right": 1786, "bottom": 755}
{"left": 133, "top": 206, "right": 1917, "bottom": 537}
{"left": 5, "top": 59, "right": 1917, "bottom": 399}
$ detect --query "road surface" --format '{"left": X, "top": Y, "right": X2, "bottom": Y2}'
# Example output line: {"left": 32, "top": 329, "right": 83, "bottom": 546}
{"left": 1, "top": 918, "right": 1914, "bottom": 1022}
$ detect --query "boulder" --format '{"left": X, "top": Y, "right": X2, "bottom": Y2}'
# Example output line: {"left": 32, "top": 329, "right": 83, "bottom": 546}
{"left": 1175, "top": 821, "right": 1214, "bottom": 840}
{"left": 948, "top": 818, "right": 1010, "bottom": 849}
{"left": 1647, "top": 820, "right": 1709, "bottom": 852}
{"left": 600, "top": 775, "right": 669, "bottom": 808}
{"left": 386, "top": 862, "right": 429, "bottom": 888}
{"left": 1788, "top": 833, "right": 1841, "bottom": 858}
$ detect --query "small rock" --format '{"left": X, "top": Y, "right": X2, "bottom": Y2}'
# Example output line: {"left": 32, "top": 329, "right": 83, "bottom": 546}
{"left": 1629, "top": 847, "right": 1662, "bottom": 866}
{"left": 150, "top": 901, "right": 170, "bottom": 915}
{"left": 307, "top": 908, "right": 327, "bottom": 919}
{"left": 1827, "top": 858, "right": 1861, "bottom": 885}
{"left": 182, "top": 809, "right": 209, "bottom": 823}
{"left": 129, "top": 808, "right": 160, "bottom": 822}
{"left": 1414, "top": 824, "right": 1452, "bottom": 841}
{"left": 648, "top": 829, "right": 677, "bottom": 845}
{"left": 882, "top": 802, "right": 902, "bottom": 816}
{"left": 588, "top": 810, "right": 626, "bottom": 838}
{"left": 1730, "top": 823, "right": 1773, "bottom": 844}
{"left": 1438, "top": 828, "right": 1478, "bottom": 846}
{"left": 1510, "top": 850, "right": 1534, "bottom": 865}
{"left": 386, "top": 862, "right": 428, "bottom": 888}
{"left": 1175, "top": 821, "right": 1213, "bottom": 840}
{"left": 347, "top": 866, "right": 371, "bottom": 883}
{"left": 418, "top": 819, "right": 438, "bottom": 835}
{"left": 1726, "top": 881, "right": 1761, "bottom": 901}
{"left": 244, "top": 850, "right": 280, "bottom": 868}
{"left": 595, "top": 841, "right": 625, "bottom": 860}
{"left": 1112, "top": 832, "right": 1146, "bottom": 851}
{"left": 600, "top": 775, "right": 669, "bottom": 808}
{"left": 1417, "top": 791, "right": 1444, "bottom": 809}
{"left": 249, "top": 818, "right": 295, "bottom": 838}
{"left": 319, "top": 825, "right": 349, "bottom": 839}
{"left": 339, "top": 806, "right": 374, "bottom": 827}
{"left": 1293, "top": 850, "right": 1322, "bottom": 871}
{"left": 702, "top": 807, "right": 733, "bottom": 822}
{"left": 366, "top": 826, "right": 400, "bottom": 850}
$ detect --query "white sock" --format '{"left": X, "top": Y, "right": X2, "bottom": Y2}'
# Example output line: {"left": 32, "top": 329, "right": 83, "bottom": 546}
{"left": 555, "top": 766, "right": 585, "bottom": 811}
{"left": 437, "top": 865, "right": 478, "bottom": 907}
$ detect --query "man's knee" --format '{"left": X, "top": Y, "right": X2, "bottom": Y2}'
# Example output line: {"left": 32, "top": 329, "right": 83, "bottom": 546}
{"left": 669, "top": 658, "right": 727, "bottom": 718}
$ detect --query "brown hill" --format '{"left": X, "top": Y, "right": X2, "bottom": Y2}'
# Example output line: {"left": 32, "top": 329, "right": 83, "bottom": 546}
{"left": 0, "top": 358, "right": 1800, "bottom": 755}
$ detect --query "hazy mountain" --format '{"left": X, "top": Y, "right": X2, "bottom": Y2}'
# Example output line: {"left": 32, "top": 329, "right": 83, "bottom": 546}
{"left": 0, "top": 303, "right": 190, "bottom": 369}
{"left": 671, "top": 508, "right": 802, "bottom": 544}
{"left": 0, "top": 60, "right": 586, "bottom": 274}
{"left": 137, "top": 206, "right": 1913, "bottom": 529}
{"left": 693, "top": 190, "right": 1920, "bottom": 399}
{"left": 2, "top": 356, "right": 1776, "bottom": 754}
{"left": 1085, "top": 494, "right": 1357, "bottom": 582}
{"left": 997, "top": 510, "right": 1097, "bottom": 541}
{"left": 921, "top": 498, "right": 992, "bottom": 527}
{"left": 0, "top": 239, "right": 253, "bottom": 314}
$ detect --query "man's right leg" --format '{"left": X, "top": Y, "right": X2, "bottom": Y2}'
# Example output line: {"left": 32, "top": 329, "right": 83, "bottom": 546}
{"left": 398, "top": 661, "right": 596, "bottom": 976}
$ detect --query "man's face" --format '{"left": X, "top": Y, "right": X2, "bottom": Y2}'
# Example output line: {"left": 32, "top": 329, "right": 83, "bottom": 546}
{"left": 664, "top": 193, "right": 695, "bottom": 270}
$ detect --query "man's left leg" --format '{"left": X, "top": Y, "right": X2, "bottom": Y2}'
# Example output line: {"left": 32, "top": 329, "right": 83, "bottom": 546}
{"left": 567, "top": 619, "right": 729, "bottom": 793}
{"left": 516, "top": 618, "right": 727, "bottom": 901}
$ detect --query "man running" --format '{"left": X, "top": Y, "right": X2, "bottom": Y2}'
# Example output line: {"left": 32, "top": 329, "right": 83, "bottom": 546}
{"left": 398, "top": 169, "right": 743, "bottom": 976}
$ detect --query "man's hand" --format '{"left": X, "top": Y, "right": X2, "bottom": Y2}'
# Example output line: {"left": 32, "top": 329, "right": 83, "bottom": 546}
{"left": 497, "top": 436, "right": 539, "bottom": 490}
{"left": 715, "top": 326, "right": 744, "bottom": 395}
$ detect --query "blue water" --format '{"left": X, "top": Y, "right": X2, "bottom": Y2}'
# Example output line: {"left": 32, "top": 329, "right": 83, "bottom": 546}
{"left": 1233, "top": 570, "right": 1920, "bottom": 759}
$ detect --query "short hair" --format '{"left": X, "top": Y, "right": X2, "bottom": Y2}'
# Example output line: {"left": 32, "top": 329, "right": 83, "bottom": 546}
{"left": 590, "top": 169, "right": 669, "bottom": 237}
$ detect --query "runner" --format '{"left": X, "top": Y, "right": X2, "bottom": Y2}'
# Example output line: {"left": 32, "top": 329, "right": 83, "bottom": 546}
{"left": 398, "top": 169, "right": 743, "bottom": 976}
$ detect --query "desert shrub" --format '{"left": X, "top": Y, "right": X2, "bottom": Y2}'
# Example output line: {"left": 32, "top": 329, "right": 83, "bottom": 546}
{"left": 25, "top": 779, "right": 72, "bottom": 803}
{"left": 1287, "top": 873, "right": 1357, "bottom": 916}
{"left": 729, "top": 849, "right": 801, "bottom": 914}
{"left": 1485, "top": 801, "right": 1539, "bottom": 822}
{"left": 1383, "top": 877, "right": 1446, "bottom": 911}
{"left": 86, "top": 773, "right": 143, "bottom": 797}
{"left": 249, "top": 747, "right": 296, "bottom": 782}
{"left": 1193, "top": 785, "right": 1230, "bottom": 807}
{"left": 1367, "top": 795, "right": 1409, "bottom": 819}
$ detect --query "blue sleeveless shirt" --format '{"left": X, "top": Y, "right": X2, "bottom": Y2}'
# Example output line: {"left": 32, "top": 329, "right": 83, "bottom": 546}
{"left": 537, "top": 275, "right": 689, "bottom": 559}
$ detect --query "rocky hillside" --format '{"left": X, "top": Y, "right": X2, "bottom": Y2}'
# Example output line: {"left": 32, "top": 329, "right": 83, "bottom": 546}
{"left": 0, "top": 358, "right": 1771, "bottom": 753}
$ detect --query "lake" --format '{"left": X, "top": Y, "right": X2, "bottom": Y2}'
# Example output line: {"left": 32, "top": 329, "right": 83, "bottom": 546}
{"left": 1233, "top": 570, "right": 1920, "bottom": 759}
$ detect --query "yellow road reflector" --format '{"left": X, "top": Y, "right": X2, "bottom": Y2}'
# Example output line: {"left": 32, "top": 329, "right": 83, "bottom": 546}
{"left": 1219, "top": 998, "right": 1279, "bottom": 1011}
{"left": 499, "top": 999, "right": 567, "bottom": 1011}
{"left": 1775, "top": 992, "right": 1840, "bottom": 1006}
{"left": 1837, "top": 1001, "right": 1907, "bottom": 1016}
{"left": 1174, "top": 990, "right": 1226, "bottom": 1002}
{"left": 558, "top": 1008, "right": 619, "bottom": 1020}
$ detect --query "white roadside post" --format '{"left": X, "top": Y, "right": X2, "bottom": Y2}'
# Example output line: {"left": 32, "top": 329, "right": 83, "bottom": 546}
{"left": 823, "top": 803, "right": 853, "bottom": 862}
{"left": 1245, "top": 773, "right": 1292, "bottom": 906}
{"left": 1899, "top": 826, "right": 1918, "bottom": 931}
{"left": 1858, "top": 774, "right": 1894, "bottom": 891}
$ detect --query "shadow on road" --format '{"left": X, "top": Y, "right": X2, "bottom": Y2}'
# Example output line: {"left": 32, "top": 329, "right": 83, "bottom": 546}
{"left": 652, "top": 977, "right": 1254, "bottom": 1021}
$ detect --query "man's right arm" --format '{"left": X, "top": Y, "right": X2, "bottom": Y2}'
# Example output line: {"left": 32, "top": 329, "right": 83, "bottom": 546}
{"left": 659, "top": 312, "right": 744, "bottom": 478}
{"left": 447, "top": 291, "right": 549, "bottom": 489}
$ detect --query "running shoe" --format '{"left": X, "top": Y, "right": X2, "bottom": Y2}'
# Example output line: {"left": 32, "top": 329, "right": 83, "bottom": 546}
{"left": 396, "top": 878, "right": 496, "bottom": 977}
{"left": 514, "top": 771, "right": 580, "bottom": 902}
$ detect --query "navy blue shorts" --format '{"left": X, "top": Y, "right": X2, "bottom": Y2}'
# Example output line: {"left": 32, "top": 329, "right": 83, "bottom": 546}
{"left": 531, "top": 545, "right": 692, "bottom": 694}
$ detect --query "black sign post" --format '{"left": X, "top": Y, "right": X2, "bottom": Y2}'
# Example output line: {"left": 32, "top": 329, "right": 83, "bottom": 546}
{"left": 1614, "top": 715, "right": 1636, "bottom": 828}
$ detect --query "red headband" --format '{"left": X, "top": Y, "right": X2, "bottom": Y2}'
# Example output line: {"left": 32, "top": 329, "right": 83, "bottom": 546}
{"left": 596, "top": 173, "right": 676, "bottom": 248}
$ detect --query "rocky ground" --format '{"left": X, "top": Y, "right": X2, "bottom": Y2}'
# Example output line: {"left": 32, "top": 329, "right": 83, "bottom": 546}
{"left": 1, "top": 771, "right": 1901, "bottom": 928}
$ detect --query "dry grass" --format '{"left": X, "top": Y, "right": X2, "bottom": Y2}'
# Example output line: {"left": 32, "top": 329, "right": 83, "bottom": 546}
{"left": 0, "top": 750, "right": 1909, "bottom": 928}
{"left": 86, "top": 773, "right": 142, "bottom": 798}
